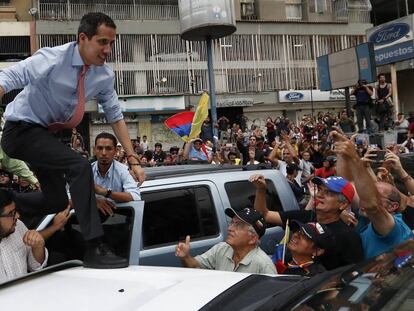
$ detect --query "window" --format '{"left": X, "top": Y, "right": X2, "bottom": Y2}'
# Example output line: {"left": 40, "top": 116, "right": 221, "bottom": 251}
{"left": 141, "top": 186, "right": 219, "bottom": 248}
{"left": 285, "top": 4, "right": 302, "bottom": 20}
{"left": 44, "top": 208, "right": 134, "bottom": 265}
{"left": 224, "top": 179, "right": 283, "bottom": 213}
{"left": 309, "top": 0, "right": 327, "bottom": 13}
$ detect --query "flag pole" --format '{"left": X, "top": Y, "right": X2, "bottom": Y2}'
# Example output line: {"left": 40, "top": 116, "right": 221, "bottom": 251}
{"left": 282, "top": 219, "right": 289, "bottom": 264}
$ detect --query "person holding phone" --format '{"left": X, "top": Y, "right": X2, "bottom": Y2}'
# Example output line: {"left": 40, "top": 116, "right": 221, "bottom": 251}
{"left": 352, "top": 79, "right": 374, "bottom": 134}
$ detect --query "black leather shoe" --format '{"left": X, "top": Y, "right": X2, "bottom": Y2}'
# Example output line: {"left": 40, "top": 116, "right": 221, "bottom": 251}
{"left": 83, "top": 243, "right": 128, "bottom": 269}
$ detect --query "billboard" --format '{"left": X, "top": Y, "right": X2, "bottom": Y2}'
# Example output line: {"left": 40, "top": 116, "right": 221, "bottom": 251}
{"left": 317, "top": 42, "right": 377, "bottom": 91}
{"left": 366, "top": 15, "right": 414, "bottom": 66}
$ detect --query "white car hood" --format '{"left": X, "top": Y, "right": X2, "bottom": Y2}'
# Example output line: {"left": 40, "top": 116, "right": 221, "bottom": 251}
{"left": 0, "top": 265, "right": 249, "bottom": 311}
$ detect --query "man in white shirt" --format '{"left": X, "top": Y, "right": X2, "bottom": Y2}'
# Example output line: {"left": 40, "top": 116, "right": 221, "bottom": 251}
{"left": 0, "top": 189, "right": 47, "bottom": 283}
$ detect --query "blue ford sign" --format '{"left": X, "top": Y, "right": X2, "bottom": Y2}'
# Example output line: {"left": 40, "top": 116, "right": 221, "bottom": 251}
{"left": 285, "top": 92, "right": 304, "bottom": 101}
{"left": 369, "top": 23, "right": 410, "bottom": 46}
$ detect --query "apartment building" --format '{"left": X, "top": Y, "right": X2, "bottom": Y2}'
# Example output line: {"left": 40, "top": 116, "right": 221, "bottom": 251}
{"left": 1, "top": 0, "right": 372, "bottom": 148}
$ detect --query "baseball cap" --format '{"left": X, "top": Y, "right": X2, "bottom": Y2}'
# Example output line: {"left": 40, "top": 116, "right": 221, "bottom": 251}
{"left": 312, "top": 176, "right": 355, "bottom": 203}
{"left": 291, "top": 220, "right": 335, "bottom": 250}
{"left": 193, "top": 138, "right": 203, "bottom": 144}
{"left": 225, "top": 207, "right": 266, "bottom": 238}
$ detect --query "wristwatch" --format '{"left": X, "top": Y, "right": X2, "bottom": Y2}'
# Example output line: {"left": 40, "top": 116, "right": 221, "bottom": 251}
{"left": 105, "top": 188, "right": 112, "bottom": 198}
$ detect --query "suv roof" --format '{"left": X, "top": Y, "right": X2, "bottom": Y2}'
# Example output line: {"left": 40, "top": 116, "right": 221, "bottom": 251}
{"left": 0, "top": 261, "right": 251, "bottom": 310}
{"left": 143, "top": 164, "right": 272, "bottom": 180}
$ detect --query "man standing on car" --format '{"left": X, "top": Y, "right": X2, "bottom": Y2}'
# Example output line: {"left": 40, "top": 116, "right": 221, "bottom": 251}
{"left": 0, "top": 12, "right": 144, "bottom": 268}
{"left": 0, "top": 189, "right": 48, "bottom": 282}
{"left": 175, "top": 207, "right": 277, "bottom": 275}
{"left": 352, "top": 79, "right": 374, "bottom": 133}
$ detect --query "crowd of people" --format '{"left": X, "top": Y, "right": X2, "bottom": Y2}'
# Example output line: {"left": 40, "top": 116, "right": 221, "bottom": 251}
{"left": 0, "top": 11, "right": 414, "bottom": 284}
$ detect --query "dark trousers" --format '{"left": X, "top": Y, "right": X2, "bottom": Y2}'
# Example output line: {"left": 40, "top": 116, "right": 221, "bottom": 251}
{"left": 356, "top": 104, "right": 372, "bottom": 133}
{"left": 1, "top": 121, "right": 103, "bottom": 240}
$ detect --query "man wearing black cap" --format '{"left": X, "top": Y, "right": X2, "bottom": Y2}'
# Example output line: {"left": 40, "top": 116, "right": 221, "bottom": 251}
{"left": 175, "top": 207, "right": 277, "bottom": 274}
{"left": 281, "top": 221, "right": 334, "bottom": 276}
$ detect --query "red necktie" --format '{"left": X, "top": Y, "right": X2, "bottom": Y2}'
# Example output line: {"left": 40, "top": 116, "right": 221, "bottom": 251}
{"left": 48, "top": 64, "right": 89, "bottom": 133}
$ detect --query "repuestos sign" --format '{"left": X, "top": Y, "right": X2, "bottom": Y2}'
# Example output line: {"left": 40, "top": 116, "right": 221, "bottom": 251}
{"left": 367, "top": 15, "right": 414, "bottom": 66}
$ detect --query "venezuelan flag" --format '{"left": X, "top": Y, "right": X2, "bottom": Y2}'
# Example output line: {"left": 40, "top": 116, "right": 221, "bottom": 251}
{"left": 272, "top": 219, "right": 290, "bottom": 274}
{"left": 164, "top": 111, "right": 195, "bottom": 141}
{"left": 164, "top": 92, "right": 210, "bottom": 142}
{"left": 188, "top": 92, "right": 209, "bottom": 140}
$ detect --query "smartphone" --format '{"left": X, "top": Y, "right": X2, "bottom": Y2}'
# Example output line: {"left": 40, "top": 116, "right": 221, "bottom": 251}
{"left": 376, "top": 150, "right": 386, "bottom": 162}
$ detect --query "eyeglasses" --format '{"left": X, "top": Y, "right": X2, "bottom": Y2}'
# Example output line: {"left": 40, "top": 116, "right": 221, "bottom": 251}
{"left": 0, "top": 209, "right": 17, "bottom": 218}
{"left": 228, "top": 220, "right": 247, "bottom": 230}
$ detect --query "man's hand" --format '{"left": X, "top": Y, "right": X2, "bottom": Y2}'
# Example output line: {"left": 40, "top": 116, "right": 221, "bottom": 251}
{"left": 175, "top": 235, "right": 191, "bottom": 258}
{"left": 249, "top": 174, "right": 267, "bottom": 191}
{"left": 340, "top": 210, "right": 358, "bottom": 227}
{"left": 383, "top": 151, "right": 403, "bottom": 173}
{"left": 52, "top": 206, "right": 72, "bottom": 231}
{"left": 331, "top": 131, "right": 359, "bottom": 161}
{"left": 96, "top": 198, "right": 116, "bottom": 216}
{"left": 361, "top": 147, "right": 377, "bottom": 167}
{"left": 94, "top": 184, "right": 107, "bottom": 196}
{"left": 23, "top": 230, "right": 45, "bottom": 249}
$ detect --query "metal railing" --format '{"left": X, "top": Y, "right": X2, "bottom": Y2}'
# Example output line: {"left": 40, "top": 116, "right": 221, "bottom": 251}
{"left": 38, "top": 2, "right": 179, "bottom": 20}
{"left": 39, "top": 32, "right": 365, "bottom": 96}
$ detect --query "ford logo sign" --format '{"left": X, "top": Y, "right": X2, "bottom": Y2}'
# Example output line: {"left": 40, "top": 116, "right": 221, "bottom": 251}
{"left": 285, "top": 92, "right": 304, "bottom": 101}
{"left": 369, "top": 23, "right": 410, "bottom": 46}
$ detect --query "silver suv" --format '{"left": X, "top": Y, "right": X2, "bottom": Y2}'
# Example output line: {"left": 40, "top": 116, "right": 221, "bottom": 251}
{"left": 37, "top": 165, "right": 299, "bottom": 267}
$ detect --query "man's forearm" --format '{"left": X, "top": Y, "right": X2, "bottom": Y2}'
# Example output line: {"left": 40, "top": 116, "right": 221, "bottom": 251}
{"left": 0, "top": 85, "right": 4, "bottom": 100}
{"left": 31, "top": 246, "right": 46, "bottom": 264}
{"left": 109, "top": 191, "right": 133, "bottom": 203}
{"left": 350, "top": 158, "right": 378, "bottom": 208}
{"left": 111, "top": 119, "right": 135, "bottom": 156}
{"left": 180, "top": 255, "right": 200, "bottom": 268}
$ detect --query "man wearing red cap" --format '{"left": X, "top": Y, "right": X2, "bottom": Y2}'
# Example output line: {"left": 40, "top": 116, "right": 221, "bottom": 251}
{"left": 250, "top": 174, "right": 363, "bottom": 270}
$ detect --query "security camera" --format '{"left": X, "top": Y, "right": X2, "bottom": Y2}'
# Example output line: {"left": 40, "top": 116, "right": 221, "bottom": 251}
{"left": 28, "top": 8, "right": 38, "bottom": 16}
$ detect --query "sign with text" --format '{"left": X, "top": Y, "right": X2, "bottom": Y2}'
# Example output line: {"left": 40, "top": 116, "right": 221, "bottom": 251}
{"left": 367, "top": 14, "right": 414, "bottom": 66}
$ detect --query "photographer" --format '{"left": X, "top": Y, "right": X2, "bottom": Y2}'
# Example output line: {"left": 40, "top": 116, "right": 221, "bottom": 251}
{"left": 352, "top": 79, "right": 374, "bottom": 134}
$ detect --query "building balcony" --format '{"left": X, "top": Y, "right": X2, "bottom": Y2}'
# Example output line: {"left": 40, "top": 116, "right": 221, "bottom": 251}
{"left": 37, "top": 1, "right": 179, "bottom": 21}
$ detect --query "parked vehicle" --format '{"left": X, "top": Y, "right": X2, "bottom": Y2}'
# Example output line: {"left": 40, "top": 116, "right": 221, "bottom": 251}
{"left": 3, "top": 240, "right": 414, "bottom": 310}
{"left": 37, "top": 165, "right": 300, "bottom": 267}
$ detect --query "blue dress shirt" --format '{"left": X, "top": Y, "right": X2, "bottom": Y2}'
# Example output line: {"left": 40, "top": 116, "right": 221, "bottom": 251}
{"left": 91, "top": 160, "right": 141, "bottom": 201}
{"left": 0, "top": 42, "right": 123, "bottom": 127}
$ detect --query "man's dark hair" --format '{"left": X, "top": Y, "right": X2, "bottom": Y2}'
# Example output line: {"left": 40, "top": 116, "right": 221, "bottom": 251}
{"left": 78, "top": 12, "right": 116, "bottom": 41}
{"left": 377, "top": 73, "right": 386, "bottom": 79}
{"left": 0, "top": 189, "right": 14, "bottom": 214}
{"left": 95, "top": 132, "right": 117, "bottom": 148}
{"left": 388, "top": 189, "right": 401, "bottom": 205}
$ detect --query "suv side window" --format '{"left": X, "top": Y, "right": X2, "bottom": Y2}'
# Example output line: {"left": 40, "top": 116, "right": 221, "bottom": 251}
{"left": 141, "top": 186, "right": 219, "bottom": 249}
{"left": 225, "top": 179, "right": 283, "bottom": 212}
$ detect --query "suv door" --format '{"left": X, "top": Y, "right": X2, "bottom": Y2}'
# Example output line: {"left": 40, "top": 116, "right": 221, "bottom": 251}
{"left": 138, "top": 181, "right": 226, "bottom": 267}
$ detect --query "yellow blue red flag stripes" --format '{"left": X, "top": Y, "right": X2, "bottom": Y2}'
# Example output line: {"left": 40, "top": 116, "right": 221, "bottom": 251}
{"left": 164, "top": 92, "right": 210, "bottom": 142}
{"left": 272, "top": 219, "right": 290, "bottom": 273}
{"left": 164, "top": 111, "right": 195, "bottom": 142}
{"left": 188, "top": 92, "right": 209, "bottom": 140}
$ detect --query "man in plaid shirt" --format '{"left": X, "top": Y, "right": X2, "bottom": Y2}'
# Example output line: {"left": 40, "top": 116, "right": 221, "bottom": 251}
{"left": 0, "top": 189, "right": 48, "bottom": 283}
